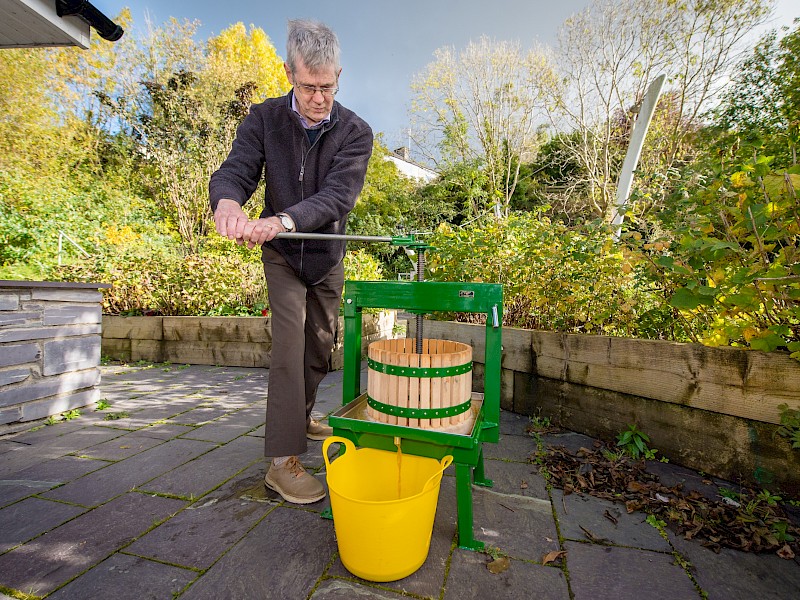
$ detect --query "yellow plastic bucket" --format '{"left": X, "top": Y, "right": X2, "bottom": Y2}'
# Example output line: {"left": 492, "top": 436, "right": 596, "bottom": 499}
{"left": 322, "top": 436, "right": 453, "bottom": 582}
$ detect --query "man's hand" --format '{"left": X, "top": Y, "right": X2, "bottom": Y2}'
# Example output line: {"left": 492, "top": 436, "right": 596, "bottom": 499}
{"left": 213, "top": 199, "right": 249, "bottom": 244}
{"left": 242, "top": 216, "right": 284, "bottom": 249}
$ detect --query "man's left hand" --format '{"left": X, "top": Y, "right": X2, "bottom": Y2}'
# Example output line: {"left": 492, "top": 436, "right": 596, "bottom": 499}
{"left": 241, "top": 217, "right": 285, "bottom": 249}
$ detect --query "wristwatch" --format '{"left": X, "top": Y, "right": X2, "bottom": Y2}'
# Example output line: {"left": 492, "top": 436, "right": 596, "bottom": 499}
{"left": 277, "top": 213, "right": 295, "bottom": 232}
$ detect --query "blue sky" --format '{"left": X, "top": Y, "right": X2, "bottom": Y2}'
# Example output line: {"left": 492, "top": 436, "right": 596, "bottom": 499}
{"left": 97, "top": 1, "right": 797, "bottom": 154}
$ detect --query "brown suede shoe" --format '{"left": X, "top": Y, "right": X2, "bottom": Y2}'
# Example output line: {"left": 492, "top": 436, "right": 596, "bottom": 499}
{"left": 306, "top": 418, "right": 333, "bottom": 441}
{"left": 264, "top": 457, "right": 325, "bottom": 504}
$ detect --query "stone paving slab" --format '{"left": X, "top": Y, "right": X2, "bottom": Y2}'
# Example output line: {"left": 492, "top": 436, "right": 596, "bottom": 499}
{"left": 485, "top": 459, "right": 549, "bottom": 500}
{"left": 670, "top": 534, "right": 800, "bottom": 600}
{"left": 541, "top": 432, "right": 599, "bottom": 454}
{"left": 168, "top": 406, "right": 233, "bottom": 425}
{"left": 177, "top": 406, "right": 264, "bottom": 443}
{"left": 499, "top": 411, "right": 533, "bottom": 436}
{"left": 125, "top": 462, "right": 271, "bottom": 570}
{"left": 92, "top": 403, "right": 200, "bottom": 430}
{"left": 1, "top": 426, "right": 127, "bottom": 474}
{"left": 42, "top": 438, "right": 216, "bottom": 506}
{"left": 483, "top": 432, "right": 537, "bottom": 462}
{"left": 134, "top": 422, "right": 198, "bottom": 440}
{"left": 472, "top": 484, "right": 560, "bottom": 562}
{"left": 443, "top": 549, "right": 570, "bottom": 600}
{"left": 0, "top": 497, "right": 86, "bottom": 552}
{"left": 1, "top": 455, "right": 111, "bottom": 507}
{"left": 139, "top": 435, "right": 262, "bottom": 499}
{"left": 76, "top": 431, "right": 166, "bottom": 460}
{"left": 0, "top": 492, "right": 185, "bottom": 596}
{"left": 46, "top": 553, "right": 198, "bottom": 600}
{"left": 178, "top": 506, "right": 337, "bottom": 600}
{"left": 646, "top": 459, "right": 736, "bottom": 499}
{"left": 563, "top": 540, "right": 699, "bottom": 599}
{"left": 551, "top": 489, "right": 671, "bottom": 552}
{"left": 310, "top": 579, "right": 411, "bottom": 599}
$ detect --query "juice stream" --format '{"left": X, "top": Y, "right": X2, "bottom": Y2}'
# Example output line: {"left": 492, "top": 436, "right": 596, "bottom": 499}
{"left": 395, "top": 438, "right": 403, "bottom": 499}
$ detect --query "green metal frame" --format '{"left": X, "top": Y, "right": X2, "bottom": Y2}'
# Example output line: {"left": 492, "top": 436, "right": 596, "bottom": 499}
{"left": 330, "top": 280, "right": 503, "bottom": 551}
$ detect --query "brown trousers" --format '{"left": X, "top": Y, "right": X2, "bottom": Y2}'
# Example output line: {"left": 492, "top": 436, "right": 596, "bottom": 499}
{"left": 262, "top": 246, "right": 344, "bottom": 457}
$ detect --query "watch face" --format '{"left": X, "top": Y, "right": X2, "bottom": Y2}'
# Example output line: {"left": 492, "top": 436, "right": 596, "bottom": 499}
{"left": 280, "top": 216, "right": 292, "bottom": 231}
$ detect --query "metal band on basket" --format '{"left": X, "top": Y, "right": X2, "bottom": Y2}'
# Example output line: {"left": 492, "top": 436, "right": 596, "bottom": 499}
{"left": 367, "top": 396, "right": 472, "bottom": 419}
{"left": 367, "top": 357, "right": 472, "bottom": 378}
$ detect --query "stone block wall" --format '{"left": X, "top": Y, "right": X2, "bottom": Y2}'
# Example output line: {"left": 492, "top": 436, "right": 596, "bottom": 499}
{"left": 0, "top": 280, "right": 108, "bottom": 432}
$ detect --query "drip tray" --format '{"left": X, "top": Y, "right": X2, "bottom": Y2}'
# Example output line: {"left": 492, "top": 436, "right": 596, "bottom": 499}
{"left": 332, "top": 392, "right": 484, "bottom": 439}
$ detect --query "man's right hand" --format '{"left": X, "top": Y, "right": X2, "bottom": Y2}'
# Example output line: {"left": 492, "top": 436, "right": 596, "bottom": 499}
{"left": 213, "top": 199, "right": 249, "bottom": 245}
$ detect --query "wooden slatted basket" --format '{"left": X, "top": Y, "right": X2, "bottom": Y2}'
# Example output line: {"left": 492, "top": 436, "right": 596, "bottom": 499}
{"left": 366, "top": 338, "right": 474, "bottom": 432}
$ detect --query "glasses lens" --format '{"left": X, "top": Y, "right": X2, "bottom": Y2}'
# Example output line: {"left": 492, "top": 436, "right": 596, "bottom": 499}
{"left": 297, "top": 83, "right": 337, "bottom": 98}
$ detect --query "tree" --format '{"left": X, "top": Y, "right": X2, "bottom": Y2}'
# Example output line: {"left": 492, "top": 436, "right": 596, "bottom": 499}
{"left": 96, "top": 20, "right": 289, "bottom": 254}
{"left": 205, "top": 22, "right": 288, "bottom": 104}
{"left": 0, "top": 48, "right": 57, "bottom": 170}
{"left": 409, "top": 37, "right": 549, "bottom": 217}
{"left": 540, "top": 0, "right": 771, "bottom": 221}
{"left": 714, "top": 18, "right": 800, "bottom": 166}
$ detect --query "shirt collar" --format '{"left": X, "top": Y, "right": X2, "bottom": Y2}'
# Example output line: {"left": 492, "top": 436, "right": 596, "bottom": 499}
{"left": 291, "top": 92, "right": 331, "bottom": 130}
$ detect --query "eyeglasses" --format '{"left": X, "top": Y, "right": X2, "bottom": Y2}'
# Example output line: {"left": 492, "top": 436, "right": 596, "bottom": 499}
{"left": 293, "top": 82, "right": 339, "bottom": 98}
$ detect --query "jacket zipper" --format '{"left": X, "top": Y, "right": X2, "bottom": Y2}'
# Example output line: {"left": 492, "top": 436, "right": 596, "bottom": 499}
{"left": 297, "top": 128, "right": 326, "bottom": 278}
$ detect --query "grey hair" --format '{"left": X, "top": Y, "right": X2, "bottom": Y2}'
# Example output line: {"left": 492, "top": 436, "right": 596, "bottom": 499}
{"left": 286, "top": 19, "right": 340, "bottom": 74}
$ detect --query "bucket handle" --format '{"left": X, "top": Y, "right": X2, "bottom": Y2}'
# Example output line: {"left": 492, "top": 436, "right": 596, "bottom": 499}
{"left": 322, "top": 436, "right": 356, "bottom": 470}
{"left": 323, "top": 437, "right": 453, "bottom": 493}
{"left": 422, "top": 455, "right": 454, "bottom": 493}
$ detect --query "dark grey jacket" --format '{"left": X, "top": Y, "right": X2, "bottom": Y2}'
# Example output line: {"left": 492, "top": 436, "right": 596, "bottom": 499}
{"left": 209, "top": 92, "right": 373, "bottom": 284}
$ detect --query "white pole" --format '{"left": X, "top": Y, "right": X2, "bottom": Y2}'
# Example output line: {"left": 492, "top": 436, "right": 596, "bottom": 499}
{"left": 611, "top": 74, "right": 666, "bottom": 241}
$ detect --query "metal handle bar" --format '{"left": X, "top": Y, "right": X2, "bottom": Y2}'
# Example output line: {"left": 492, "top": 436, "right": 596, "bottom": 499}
{"left": 275, "top": 232, "right": 426, "bottom": 248}
{"left": 275, "top": 232, "right": 394, "bottom": 243}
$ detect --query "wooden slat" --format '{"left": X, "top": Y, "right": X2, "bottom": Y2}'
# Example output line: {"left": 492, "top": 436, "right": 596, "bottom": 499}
{"left": 163, "top": 316, "right": 271, "bottom": 343}
{"left": 397, "top": 349, "right": 409, "bottom": 427}
{"left": 367, "top": 343, "right": 377, "bottom": 421}
{"left": 441, "top": 348, "right": 452, "bottom": 426}
{"left": 420, "top": 352, "right": 431, "bottom": 429}
{"left": 409, "top": 350, "right": 420, "bottom": 428}
{"left": 102, "top": 316, "right": 163, "bottom": 340}
{"left": 430, "top": 351, "right": 442, "bottom": 429}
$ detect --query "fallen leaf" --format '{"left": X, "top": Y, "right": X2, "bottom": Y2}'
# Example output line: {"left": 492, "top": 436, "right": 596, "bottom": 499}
{"left": 627, "top": 481, "right": 648, "bottom": 493}
{"left": 541, "top": 550, "right": 567, "bottom": 565}
{"left": 487, "top": 556, "right": 511, "bottom": 574}
{"left": 580, "top": 525, "right": 610, "bottom": 545}
{"left": 777, "top": 544, "right": 795, "bottom": 560}
{"left": 520, "top": 480, "right": 528, "bottom": 489}
{"left": 603, "top": 510, "right": 618, "bottom": 525}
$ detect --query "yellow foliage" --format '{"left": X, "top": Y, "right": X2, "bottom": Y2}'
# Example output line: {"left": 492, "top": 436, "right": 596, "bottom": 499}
{"left": 729, "top": 171, "right": 751, "bottom": 189}
{"left": 104, "top": 225, "right": 139, "bottom": 246}
{"left": 206, "top": 23, "right": 290, "bottom": 102}
{"left": 701, "top": 330, "right": 729, "bottom": 347}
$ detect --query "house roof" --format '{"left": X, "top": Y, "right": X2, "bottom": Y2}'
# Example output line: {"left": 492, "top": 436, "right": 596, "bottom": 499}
{"left": 0, "top": 0, "right": 122, "bottom": 49}
{"left": 386, "top": 147, "right": 438, "bottom": 183}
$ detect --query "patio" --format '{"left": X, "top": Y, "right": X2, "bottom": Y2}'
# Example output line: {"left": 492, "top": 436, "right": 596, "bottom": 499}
{"left": 0, "top": 363, "right": 798, "bottom": 599}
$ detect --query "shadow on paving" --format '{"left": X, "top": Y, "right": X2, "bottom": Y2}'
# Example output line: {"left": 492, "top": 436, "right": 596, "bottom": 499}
{"left": 0, "top": 363, "right": 797, "bottom": 599}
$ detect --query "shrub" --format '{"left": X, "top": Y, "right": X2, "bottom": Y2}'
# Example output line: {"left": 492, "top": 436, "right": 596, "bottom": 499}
{"left": 427, "top": 212, "right": 674, "bottom": 338}
{"left": 58, "top": 245, "right": 266, "bottom": 316}
{"left": 628, "top": 155, "right": 800, "bottom": 357}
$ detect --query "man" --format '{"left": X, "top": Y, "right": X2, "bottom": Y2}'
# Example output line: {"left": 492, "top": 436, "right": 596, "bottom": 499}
{"left": 209, "top": 20, "right": 373, "bottom": 504}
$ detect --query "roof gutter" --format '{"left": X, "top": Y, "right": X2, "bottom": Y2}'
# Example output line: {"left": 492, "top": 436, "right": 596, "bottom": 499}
{"left": 56, "top": 0, "right": 124, "bottom": 42}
